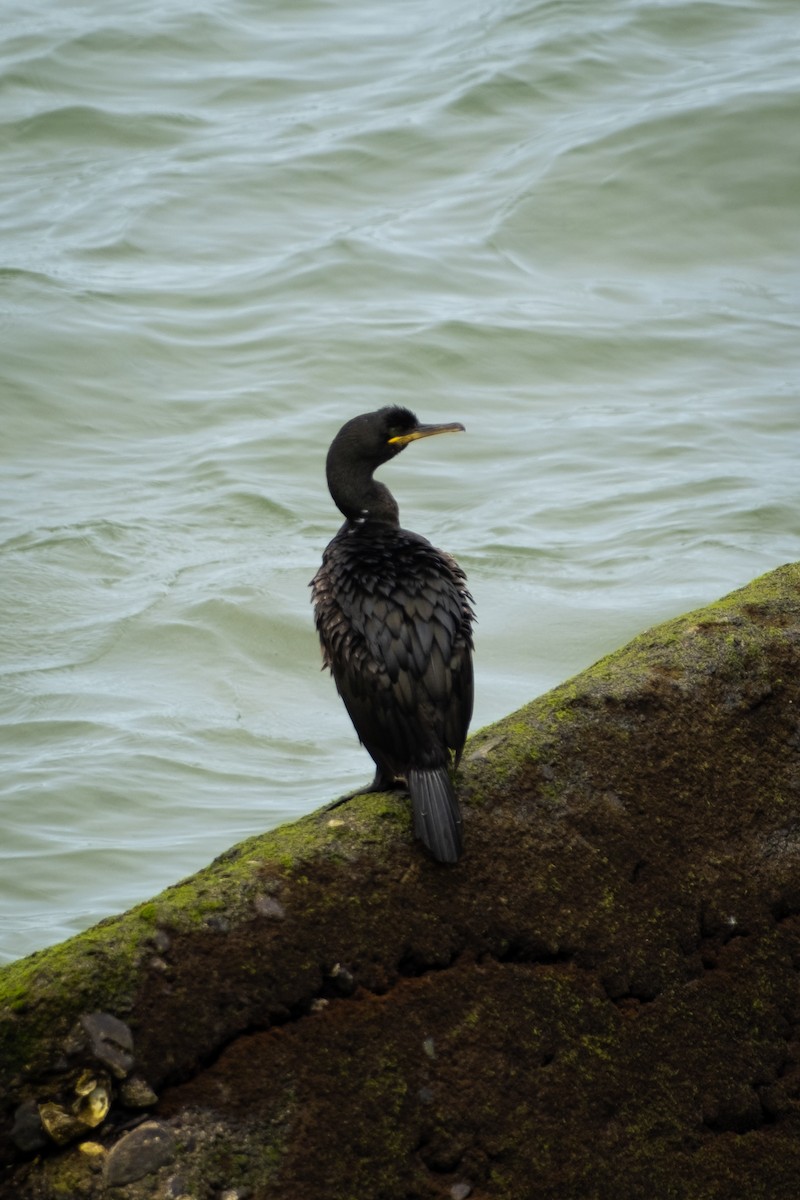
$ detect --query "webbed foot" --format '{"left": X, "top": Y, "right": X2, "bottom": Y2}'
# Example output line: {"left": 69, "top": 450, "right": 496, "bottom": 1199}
{"left": 323, "top": 770, "right": 405, "bottom": 812}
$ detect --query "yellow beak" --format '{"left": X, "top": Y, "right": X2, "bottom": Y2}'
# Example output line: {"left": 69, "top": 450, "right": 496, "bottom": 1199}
{"left": 387, "top": 422, "right": 465, "bottom": 446}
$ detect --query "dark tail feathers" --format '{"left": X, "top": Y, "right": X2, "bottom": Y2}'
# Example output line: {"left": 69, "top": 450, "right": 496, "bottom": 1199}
{"left": 407, "top": 767, "right": 463, "bottom": 863}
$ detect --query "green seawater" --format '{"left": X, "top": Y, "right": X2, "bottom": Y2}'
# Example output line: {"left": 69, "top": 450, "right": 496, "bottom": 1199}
{"left": 1, "top": 0, "right": 799, "bottom": 961}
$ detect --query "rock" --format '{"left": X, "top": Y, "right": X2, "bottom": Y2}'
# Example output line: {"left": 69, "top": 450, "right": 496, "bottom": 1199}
{"left": 118, "top": 1074, "right": 158, "bottom": 1108}
{"left": 3, "top": 565, "right": 800, "bottom": 1198}
{"left": 79, "top": 1140, "right": 106, "bottom": 1173}
{"left": 37, "top": 1102, "right": 86, "bottom": 1147}
{"left": 10, "top": 1100, "right": 46, "bottom": 1153}
{"left": 66, "top": 1012, "right": 134, "bottom": 1079}
{"left": 36, "top": 1072, "right": 110, "bottom": 1146}
{"left": 72, "top": 1071, "right": 111, "bottom": 1126}
{"left": 78, "top": 1141, "right": 105, "bottom": 1158}
{"left": 103, "top": 1120, "right": 176, "bottom": 1187}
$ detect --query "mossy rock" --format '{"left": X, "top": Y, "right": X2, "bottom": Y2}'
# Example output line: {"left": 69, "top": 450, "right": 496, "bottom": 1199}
{"left": 2, "top": 563, "right": 800, "bottom": 1199}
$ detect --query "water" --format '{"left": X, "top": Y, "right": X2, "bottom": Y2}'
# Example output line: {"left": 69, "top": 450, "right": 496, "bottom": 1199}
{"left": 1, "top": 0, "right": 799, "bottom": 964}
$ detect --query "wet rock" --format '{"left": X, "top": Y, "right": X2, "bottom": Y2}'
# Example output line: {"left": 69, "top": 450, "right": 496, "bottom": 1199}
{"left": 72, "top": 1073, "right": 110, "bottom": 1127}
{"left": 11, "top": 1099, "right": 46, "bottom": 1153}
{"left": 3, "top": 565, "right": 800, "bottom": 1199}
{"left": 65, "top": 1012, "right": 134, "bottom": 1079}
{"left": 37, "top": 1102, "right": 87, "bottom": 1147}
{"left": 103, "top": 1120, "right": 176, "bottom": 1187}
{"left": 119, "top": 1074, "right": 158, "bottom": 1109}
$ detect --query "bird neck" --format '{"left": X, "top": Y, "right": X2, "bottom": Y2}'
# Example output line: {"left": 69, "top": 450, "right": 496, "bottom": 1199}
{"left": 327, "top": 463, "right": 400, "bottom": 528}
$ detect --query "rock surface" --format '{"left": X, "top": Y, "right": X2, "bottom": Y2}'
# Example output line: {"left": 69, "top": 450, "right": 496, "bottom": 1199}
{"left": 103, "top": 1120, "right": 176, "bottom": 1187}
{"left": 2, "top": 564, "right": 800, "bottom": 1199}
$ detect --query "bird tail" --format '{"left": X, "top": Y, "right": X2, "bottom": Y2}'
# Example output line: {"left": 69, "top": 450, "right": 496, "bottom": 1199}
{"left": 407, "top": 767, "right": 463, "bottom": 864}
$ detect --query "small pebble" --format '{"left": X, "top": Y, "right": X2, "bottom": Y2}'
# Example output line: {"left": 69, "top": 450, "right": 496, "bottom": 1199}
{"left": 451, "top": 1184, "right": 472, "bottom": 1200}
{"left": 119, "top": 1074, "right": 158, "bottom": 1108}
{"left": 79, "top": 1140, "right": 107, "bottom": 1174}
{"left": 104, "top": 1120, "right": 176, "bottom": 1187}
{"left": 78, "top": 1142, "right": 105, "bottom": 1158}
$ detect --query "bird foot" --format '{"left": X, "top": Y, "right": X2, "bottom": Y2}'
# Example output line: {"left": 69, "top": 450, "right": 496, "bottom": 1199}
{"left": 323, "top": 774, "right": 405, "bottom": 812}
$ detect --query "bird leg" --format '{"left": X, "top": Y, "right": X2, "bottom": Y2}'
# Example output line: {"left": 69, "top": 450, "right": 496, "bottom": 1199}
{"left": 323, "top": 768, "right": 406, "bottom": 811}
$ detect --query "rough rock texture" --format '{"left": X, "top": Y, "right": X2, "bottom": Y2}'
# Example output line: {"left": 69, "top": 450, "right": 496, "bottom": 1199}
{"left": 2, "top": 563, "right": 800, "bottom": 1199}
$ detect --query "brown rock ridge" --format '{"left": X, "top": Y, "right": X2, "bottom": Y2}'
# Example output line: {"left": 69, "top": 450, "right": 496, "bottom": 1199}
{"left": 2, "top": 563, "right": 800, "bottom": 1199}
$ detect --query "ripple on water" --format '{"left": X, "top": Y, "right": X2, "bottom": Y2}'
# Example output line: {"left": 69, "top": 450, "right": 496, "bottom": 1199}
{"left": 2, "top": 0, "right": 799, "bottom": 961}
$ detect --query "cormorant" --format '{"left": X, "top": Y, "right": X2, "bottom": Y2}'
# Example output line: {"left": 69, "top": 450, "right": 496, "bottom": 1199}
{"left": 310, "top": 406, "right": 474, "bottom": 863}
